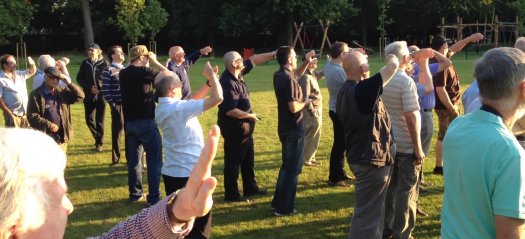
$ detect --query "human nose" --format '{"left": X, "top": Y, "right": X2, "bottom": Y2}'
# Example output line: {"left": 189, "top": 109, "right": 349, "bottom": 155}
{"left": 63, "top": 195, "right": 74, "bottom": 215}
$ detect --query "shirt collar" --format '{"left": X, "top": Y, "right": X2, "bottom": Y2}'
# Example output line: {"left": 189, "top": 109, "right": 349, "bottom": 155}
{"left": 112, "top": 62, "right": 124, "bottom": 69}
{"left": 158, "top": 97, "right": 179, "bottom": 103}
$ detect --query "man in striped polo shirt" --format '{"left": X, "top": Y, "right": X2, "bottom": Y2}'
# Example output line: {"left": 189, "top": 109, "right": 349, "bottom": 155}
{"left": 381, "top": 41, "right": 423, "bottom": 239}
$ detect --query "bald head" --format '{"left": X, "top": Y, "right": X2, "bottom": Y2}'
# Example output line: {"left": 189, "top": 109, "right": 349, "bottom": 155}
{"left": 154, "top": 71, "right": 181, "bottom": 97}
{"left": 515, "top": 37, "right": 525, "bottom": 52}
{"left": 223, "top": 51, "right": 242, "bottom": 70}
{"left": 342, "top": 51, "right": 369, "bottom": 80}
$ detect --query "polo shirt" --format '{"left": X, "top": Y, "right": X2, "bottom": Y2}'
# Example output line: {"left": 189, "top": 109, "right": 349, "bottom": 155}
{"left": 155, "top": 97, "right": 204, "bottom": 177}
{"left": 412, "top": 63, "right": 439, "bottom": 110}
{"left": 273, "top": 66, "right": 303, "bottom": 135}
{"left": 324, "top": 61, "right": 346, "bottom": 112}
{"left": 441, "top": 110, "right": 525, "bottom": 238}
{"left": 382, "top": 69, "right": 420, "bottom": 154}
{"left": 167, "top": 50, "right": 201, "bottom": 100}
{"left": 119, "top": 65, "right": 158, "bottom": 121}
{"left": 217, "top": 60, "right": 254, "bottom": 120}
{"left": 0, "top": 70, "right": 30, "bottom": 115}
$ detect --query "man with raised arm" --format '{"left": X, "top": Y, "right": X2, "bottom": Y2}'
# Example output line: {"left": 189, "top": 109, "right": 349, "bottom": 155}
{"left": 336, "top": 51, "right": 398, "bottom": 239}
{"left": 167, "top": 45, "right": 213, "bottom": 100}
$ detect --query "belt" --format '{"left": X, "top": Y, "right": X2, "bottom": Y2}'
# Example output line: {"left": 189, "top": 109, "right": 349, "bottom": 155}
{"left": 516, "top": 135, "right": 525, "bottom": 141}
{"left": 422, "top": 109, "right": 432, "bottom": 112}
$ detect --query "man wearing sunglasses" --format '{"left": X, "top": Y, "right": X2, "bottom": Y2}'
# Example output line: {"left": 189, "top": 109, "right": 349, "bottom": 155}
{"left": 27, "top": 67, "right": 85, "bottom": 153}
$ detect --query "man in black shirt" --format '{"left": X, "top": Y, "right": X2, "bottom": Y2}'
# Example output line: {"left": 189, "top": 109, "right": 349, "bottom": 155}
{"left": 119, "top": 45, "right": 168, "bottom": 206}
{"left": 271, "top": 47, "right": 315, "bottom": 216}
{"left": 336, "top": 52, "right": 398, "bottom": 238}
{"left": 218, "top": 50, "right": 275, "bottom": 202}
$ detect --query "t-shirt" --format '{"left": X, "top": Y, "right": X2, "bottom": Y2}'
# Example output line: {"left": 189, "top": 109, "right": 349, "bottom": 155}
{"left": 324, "top": 61, "right": 346, "bottom": 112}
{"left": 441, "top": 110, "right": 525, "bottom": 238}
{"left": 382, "top": 70, "right": 420, "bottom": 154}
{"left": 431, "top": 58, "right": 461, "bottom": 110}
{"left": 0, "top": 70, "right": 30, "bottom": 115}
{"left": 273, "top": 67, "right": 303, "bottom": 135}
{"left": 119, "top": 65, "right": 158, "bottom": 122}
{"left": 412, "top": 63, "right": 439, "bottom": 110}
{"left": 155, "top": 97, "right": 204, "bottom": 177}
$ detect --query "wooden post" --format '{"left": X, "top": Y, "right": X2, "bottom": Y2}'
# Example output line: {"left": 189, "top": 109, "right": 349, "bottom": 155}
{"left": 292, "top": 22, "right": 304, "bottom": 51}
{"left": 516, "top": 16, "right": 520, "bottom": 40}
{"left": 319, "top": 20, "right": 331, "bottom": 57}
{"left": 495, "top": 15, "right": 499, "bottom": 48}
{"left": 441, "top": 17, "right": 445, "bottom": 36}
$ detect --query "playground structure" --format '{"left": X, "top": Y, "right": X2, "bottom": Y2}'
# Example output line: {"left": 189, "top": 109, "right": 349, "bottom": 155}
{"left": 437, "top": 15, "right": 520, "bottom": 48}
{"left": 292, "top": 20, "right": 332, "bottom": 58}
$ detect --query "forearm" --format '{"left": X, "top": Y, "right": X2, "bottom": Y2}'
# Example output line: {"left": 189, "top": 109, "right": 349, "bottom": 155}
{"left": 152, "top": 60, "right": 169, "bottom": 72}
{"left": 432, "top": 50, "right": 451, "bottom": 71}
{"left": 250, "top": 51, "right": 275, "bottom": 65}
{"left": 28, "top": 63, "right": 36, "bottom": 76}
{"left": 416, "top": 59, "right": 433, "bottom": 95}
{"left": 294, "top": 61, "right": 309, "bottom": 79}
{"left": 289, "top": 100, "right": 308, "bottom": 113}
{"left": 404, "top": 111, "right": 423, "bottom": 153}
{"left": 67, "top": 83, "right": 85, "bottom": 102}
{"left": 436, "top": 87, "right": 455, "bottom": 111}
{"left": 226, "top": 108, "right": 252, "bottom": 120}
{"left": 495, "top": 215, "right": 525, "bottom": 239}
{"left": 190, "top": 84, "right": 210, "bottom": 100}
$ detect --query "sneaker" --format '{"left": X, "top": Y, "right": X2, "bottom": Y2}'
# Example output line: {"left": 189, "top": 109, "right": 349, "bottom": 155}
{"left": 95, "top": 145, "right": 103, "bottom": 152}
{"left": 304, "top": 161, "right": 319, "bottom": 167}
{"left": 433, "top": 167, "right": 443, "bottom": 175}
{"left": 417, "top": 207, "right": 429, "bottom": 217}
{"left": 130, "top": 194, "right": 145, "bottom": 202}
{"left": 275, "top": 209, "right": 298, "bottom": 216}
{"left": 343, "top": 174, "right": 355, "bottom": 181}
{"left": 328, "top": 180, "right": 350, "bottom": 187}
{"left": 245, "top": 189, "right": 268, "bottom": 197}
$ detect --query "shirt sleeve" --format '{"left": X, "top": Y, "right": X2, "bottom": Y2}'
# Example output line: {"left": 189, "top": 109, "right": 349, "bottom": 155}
{"left": 433, "top": 70, "right": 446, "bottom": 87}
{"left": 401, "top": 79, "right": 421, "bottom": 112}
{"left": 16, "top": 70, "right": 30, "bottom": 81}
{"left": 492, "top": 147, "right": 525, "bottom": 219}
{"left": 241, "top": 60, "right": 254, "bottom": 76}
{"left": 178, "top": 100, "right": 205, "bottom": 120}
{"left": 298, "top": 75, "right": 310, "bottom": 100}
{"left": 185, "top": 50, "right": 201, "bottom": 66}
{"left": 219, "top": 79, "right": 239, "bottom": 112}
{"left": 285, "top": 76, "right": 302, "bottom": 102}
{"left": 429, "top": 63, "right": 440, "bottom": 76}
{"left": 355, "top": 73, "right": 383, "bottom": 113}
{"left": 144, "top": 67, "right": 159, "bottom": 84}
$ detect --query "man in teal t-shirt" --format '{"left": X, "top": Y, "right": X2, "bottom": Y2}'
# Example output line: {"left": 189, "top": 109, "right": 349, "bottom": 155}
{"left": 441, "top": 47, "right": 525, "bottom": 238}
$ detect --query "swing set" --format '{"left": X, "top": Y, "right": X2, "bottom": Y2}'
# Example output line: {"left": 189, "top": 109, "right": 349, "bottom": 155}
{"left": 292, "top": 20, "right": 332, "bottom": 58}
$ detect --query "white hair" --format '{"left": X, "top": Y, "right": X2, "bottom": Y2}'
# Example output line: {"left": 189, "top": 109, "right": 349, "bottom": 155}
{"left": 384, "top": 41, "right": 409, "bottom": 62}
{"left": 0, "top": 128, "right": 66, "bottom": 237}
{"left": 37, "top": 55, "right": 56, "bottom": 71}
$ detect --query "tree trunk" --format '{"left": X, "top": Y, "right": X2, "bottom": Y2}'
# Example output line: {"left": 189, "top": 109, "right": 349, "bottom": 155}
{"left": 361, "top": 20, "right": 367, "bottom": 48}
{"left": 80, "top": 0, "right": 94, "bottom": 50}
{"left": 285, "top": 13, "right": 293, "bottom": 46}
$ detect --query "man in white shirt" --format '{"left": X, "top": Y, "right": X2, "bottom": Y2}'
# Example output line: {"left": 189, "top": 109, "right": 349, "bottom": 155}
{"left": 0, "top": 54, "right": 36, "bottom": 127}
{"left": 154, "top": 62, "right": 222, "bottom": 239}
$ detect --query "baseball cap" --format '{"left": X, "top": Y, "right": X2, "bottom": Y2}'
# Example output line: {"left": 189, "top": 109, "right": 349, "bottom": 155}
{"left": 44, "top": 67, "right": 64, "bottom": 79}
{"left": 129, "top": 45, "right": 149, "bottom": 61}
{"left": 88, "top": 43, "right": 101, "bottom": 50}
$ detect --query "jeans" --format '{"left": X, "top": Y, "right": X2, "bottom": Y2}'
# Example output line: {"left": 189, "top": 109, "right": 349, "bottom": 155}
{"left": 125, "top": 119, "right": 163, "bottom": 205}
{"left": 348, "top": 164, "right": 392, "bottom": 239}
{"left": 383, "top": 152, "right": 421, "bottom": 239}
{"left": 329, "top": 110, "right": 347, "bottom": 182}
{"left": 271, "top": 128, "right": 305, "bottom": 214}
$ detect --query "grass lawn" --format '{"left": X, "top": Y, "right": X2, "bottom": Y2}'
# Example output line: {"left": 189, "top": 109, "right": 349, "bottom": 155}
{"left": 15, "top": 50, "right": 482, "bottom": 238}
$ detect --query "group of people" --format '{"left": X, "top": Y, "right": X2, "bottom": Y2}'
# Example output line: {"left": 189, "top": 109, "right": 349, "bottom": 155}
{"left": 1, "top": 32, "right": 525, "bottom": 239}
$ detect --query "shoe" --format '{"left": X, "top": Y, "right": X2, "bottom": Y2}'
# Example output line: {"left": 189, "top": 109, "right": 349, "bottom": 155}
{"left": 417, "top": 207, "right": 428, "bottom": 217}
{"left": 343, "top": 174, "right": 355, "bottom": 181}
{"left": 130, "top": 195, "right": 145, "bottom": 202}
{"left": 275, "top": 209, "right": 298, "bottom": 216}
{"left": 328, "top": 180, "right": 350, "bottom": 187}
{"left": 245, "top": 189, "right": 268, "bottom": 197}
{"left": 433, "top": 167, "right": 443, "bottom": 175}
{"left": 95, "top": 145, "right": 103, "bottom": 152}
{"left": 304, "top": 161, "right": 319, "bottom": 167}
{"left": 109, "top": 162, "right": 119, "bottom": 166}
{"left": 225, "top": 197, "right": 250, "bottom": 203}
{"left": 310, "top": 159, "right": 322, "bottom": 165}
{"left": 419, "top": 187, "right": 430, "bottom": 194}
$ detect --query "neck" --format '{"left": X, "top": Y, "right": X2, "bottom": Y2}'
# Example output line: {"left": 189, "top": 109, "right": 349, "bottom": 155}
{"left": 227, "top": 67, "right": 241, "bottom": 78}
{"left": 346, "top": 71, "right": 363, "bottom": 82}
{"left": 483, "top": 100, "right": 521, "bottom": 128}
{"left": 112, "top": 61, "right": 123, "bottom": 65}
{"left": 45, "top": 85, "right": 55, "bottom": 93}
{"left": 331, "top": 57, "right": 343, "bottom": 65}
{"left": 283, "top": 64, "right": 293, "bottom": 71}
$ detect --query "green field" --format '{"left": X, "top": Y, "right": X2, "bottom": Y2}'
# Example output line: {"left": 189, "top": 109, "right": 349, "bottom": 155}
{"left": 17, "top": 51, "right": 482, "bottom": 238}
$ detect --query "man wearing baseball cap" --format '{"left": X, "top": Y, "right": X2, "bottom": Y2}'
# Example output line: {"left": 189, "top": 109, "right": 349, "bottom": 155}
{"left": 27, "top": 67, "right": 85, "bottom": 153}
{"left": 119, "top": 45, "right": 169, "bottom": 206}
{"left": 76, "top": 43, "right": 108, "bottom": 152}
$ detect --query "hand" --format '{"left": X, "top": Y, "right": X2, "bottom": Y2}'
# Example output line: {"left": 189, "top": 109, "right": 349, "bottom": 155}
{"left": 56, "top": 60, "right": 65, "bottom": 70}
{"left": 27, "top": 56, "right": 35, "bottom": 65}
{"left": 305, "top": 50, "right": 316, "bottom": 63}
{"left": 245, "top": 113, "right": 259, "bottom": 122}
{"left": 9, "top": 113, "right": 18, "bottom": 127}
{"left": 451, "top": 104, "right": 460, "bottom": 116}
{"left": 61, "top": 75, "right": 71, "bottom": 85}
{"left": 172, "top": 125, "right": 219, "bottom": 221}
{"left": 415, "top": 149, "right": 425, "bottom": 165}
{"left": 308, "top": 58, "right": 318, "bottom": 67}
{"left": 50, "top": 123, "right": 59, "bottom": 132}
{"left": 91, "top": 85, "right": 100, "bottom": 95}
{"left": 202, "top": 61, "right": 218, "bottom": 80}
{"left": 468, "top": 33, "right": 484, "bottom": 43}
{"left": 200, "top": 46, "right": 213, "bottom": 56}
{"left": 413, "top": 48, "right": 434, "bottom": 62}
{"left": 148, "top": 52, "right": 158, "bottom": 62}
{"left": 353, "top": 48, "right": 366, "bottom": 54}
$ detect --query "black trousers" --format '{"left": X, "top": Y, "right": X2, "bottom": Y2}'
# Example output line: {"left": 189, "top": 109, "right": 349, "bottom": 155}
{"left": 328, "top": 110, "right": 347, "bottom": 182}
{"left": 109, "top": 103, "right": 124, "bottom": 163}
{"left": 163, "top": 175, "right": 212, "bottom": 239}
{"left": 219, "top": 119, "right": 259, "bottom": 200}
{"left": 84, "top": 97, "right": 106, "bottom": 146}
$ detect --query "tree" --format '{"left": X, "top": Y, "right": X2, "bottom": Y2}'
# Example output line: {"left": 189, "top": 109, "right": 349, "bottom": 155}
{"left": 0, "top": 0, "right": 34, "bottom": 45}
{"left": 80, "top": 0, "right": 94, "bottom": 49}
{"left": 115, "top": 0, "right": 145, "bottom": 45}
{"left": 141, "top": 0, "right": 169, "bottom": 41}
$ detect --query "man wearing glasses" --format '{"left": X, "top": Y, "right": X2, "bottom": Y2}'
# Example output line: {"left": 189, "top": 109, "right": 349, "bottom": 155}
{"left": 27, "top": 67, "right": 85, "bottom": 153}
{"left": 0, "top": 54, "right": 36, "bottom": 127}
{"left": 167, "top": 45, "right": 213, "bottom": 100}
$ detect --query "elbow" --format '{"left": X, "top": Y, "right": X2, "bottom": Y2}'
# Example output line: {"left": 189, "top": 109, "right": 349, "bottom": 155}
{"left": 215, "top": 96, "right": 223, "bottom": 105}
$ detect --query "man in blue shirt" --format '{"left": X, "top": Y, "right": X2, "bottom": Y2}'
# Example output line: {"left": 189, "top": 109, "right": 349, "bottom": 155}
{"left": 441, "top": 47, "right": 525, "bottom": 239}
{"left": 167, "top": 45, "right": 212, "bottom": 100}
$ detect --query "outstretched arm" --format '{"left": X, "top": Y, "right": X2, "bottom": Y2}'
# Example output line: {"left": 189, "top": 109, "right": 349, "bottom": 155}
{"left": 449, "top": 33, "right": 483, "bottom": 57}
{"left": 249, "top": 50, "right": 276, "bottom": 66}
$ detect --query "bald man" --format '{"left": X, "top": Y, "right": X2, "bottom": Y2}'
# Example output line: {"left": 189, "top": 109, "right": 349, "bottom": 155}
{"left": 218, "top": 49, "right": 275, "bottom": 202}
{"left": 167, "top": 45, "right": 213, "bottom": 100}
{"left": 336, "top": 51, "right": 398, "bottom": 239}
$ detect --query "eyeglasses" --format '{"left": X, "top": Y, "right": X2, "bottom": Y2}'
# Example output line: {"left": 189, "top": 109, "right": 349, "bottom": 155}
{"left": 46, "top": 75, "right": 61, "bottom": 80}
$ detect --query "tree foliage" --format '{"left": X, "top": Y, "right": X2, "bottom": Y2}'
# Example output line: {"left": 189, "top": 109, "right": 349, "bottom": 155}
{"left": 115, "top": 0, "right": 145, "bottom": 44}
{"left": 141, "top": 0, "right": 169, "bottom": 41}
{"left": 0, "top": 0, "right": 34, "bottom": 44}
